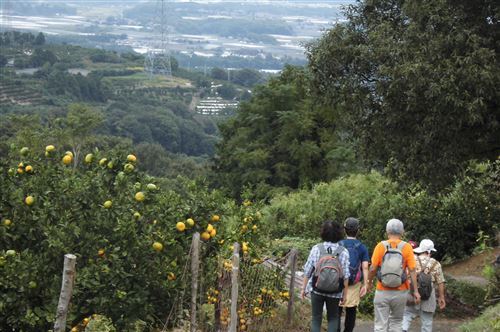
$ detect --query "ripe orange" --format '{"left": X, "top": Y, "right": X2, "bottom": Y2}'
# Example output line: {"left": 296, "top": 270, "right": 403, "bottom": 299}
{"left": 65, "top": 151, "right": 74, "bottom": 158}
{"left": 3, "top": 219, "right": 12, "bottom": 226}
{"left": 103, "top": 200, "right": 112, "bottom": 209}
{"left": 25, "top": 196, "right": 35, "bottom": 206}
{"left": 201, "top": 232, "right": 211, "bottom": 241}
{"left": 127, "top": 154, "right": 137, "bottom": 163}
{"left": 62, "top": 155, "right": 72, "bottom": 165}
{"left": 17, "top": 168, "right": 24, "bottom": 174}
{"left": 206, "top": 224, "right": 214, "bottom": 232}
{"left": 45, "top": 145, "right": 55, "bottom": 152}
{"left": 25, "top": 165, "right": 33, "bottom": 173}
{"left": 98, "top": 249, "right": 105, "bottom": 257}
{"left": 167, "top": 272, "right": 176, "bottom": 281}
{"left": 211, "top": 214, "right": 220, "bottom": 222}
{"left": 134, "top": 192, "right": 145, "bottom": 202}
{"left": 210, "top": 228, "right": 217, "bottom": 238}
{"left": 186, "top": 218, "right": 195, "bottom": 227}
{"left": 153, "top": 242, "right": 163, "bottom": 252}
{"left": 176, "top": 222, "right": 186, "bottom": 232}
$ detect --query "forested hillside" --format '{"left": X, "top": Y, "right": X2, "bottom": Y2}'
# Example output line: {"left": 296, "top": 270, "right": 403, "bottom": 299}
{"left": 0, "top": 31, "right": 267, "bottom": 177}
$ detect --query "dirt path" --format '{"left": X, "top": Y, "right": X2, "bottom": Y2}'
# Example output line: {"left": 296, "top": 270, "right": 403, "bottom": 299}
{"left": 354, "top": 317, "right": 465, "bottom": 332}
{"left": 442, "top": 247, "right": 499, "bottom": 286}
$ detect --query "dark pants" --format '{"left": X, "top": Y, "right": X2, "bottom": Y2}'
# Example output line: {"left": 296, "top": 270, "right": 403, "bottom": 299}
{"left": 311, "top": 292, "right": 340, "bottom": 332}
{"left": 338, "top": 306, "right": 357, "bottom": 332}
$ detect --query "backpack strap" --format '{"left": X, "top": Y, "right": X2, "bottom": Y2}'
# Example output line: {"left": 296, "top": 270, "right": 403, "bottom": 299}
{"left": 417, "top": 255, "right": 424, "bottom": 271}
{"left": 396, "top": 241, "right": 407, "bottom": 251}
{"left": 333, "top": 245, "right": 344, "bottom": 257}
{"left": 382, "top": 240, "right": 389, "bottom": 250}
{"left": 318, "top": 244, "right": 327, "bottom": 256}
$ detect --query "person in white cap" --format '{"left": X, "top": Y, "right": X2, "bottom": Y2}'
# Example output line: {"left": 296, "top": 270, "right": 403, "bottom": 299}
{"left": 402, "top": 239, "right": 446, "bottom": 332}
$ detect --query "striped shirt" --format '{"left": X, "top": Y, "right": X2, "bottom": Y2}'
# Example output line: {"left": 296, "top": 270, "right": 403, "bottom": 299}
{"left": 303, "top": 242, "right": 350, "bottom": 298}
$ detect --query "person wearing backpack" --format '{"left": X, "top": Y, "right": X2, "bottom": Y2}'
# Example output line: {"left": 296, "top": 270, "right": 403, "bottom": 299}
{"left": 402, "top": 239, "right": 446, "bottom": 332}
{"left": 301, "top": 220, "right": 350, "bottom": 332}
{"left": 367, "top": 219, "right": 420, "bottom": 332}
{"left": 336, "top": 217, "right": 370, "bottom": 332}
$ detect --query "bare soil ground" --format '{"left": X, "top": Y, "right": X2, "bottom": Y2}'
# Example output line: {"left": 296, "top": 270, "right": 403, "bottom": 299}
{"left": 355, "top": 317, "right": 465, "bottom": 332}
{"left": 442, "top": 247, "right": 499, "bottom": 286}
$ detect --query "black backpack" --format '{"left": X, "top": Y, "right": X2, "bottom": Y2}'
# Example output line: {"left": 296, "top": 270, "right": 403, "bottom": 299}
{"left": 416, "top": 256, "right": 436, "bottom": 301}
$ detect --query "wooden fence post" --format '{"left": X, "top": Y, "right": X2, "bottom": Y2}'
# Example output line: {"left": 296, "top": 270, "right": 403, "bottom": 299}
{"left": 286, "top": 249, "right": 298, "bottom": 326}
{"left": 190, "top": 232, "right": 201, "bottom": 332}
{"left": 54, "top": 254, "right": 77, "bottom": 332}
{"left": 229, "top": 242, "right": 240, "bottom": 332}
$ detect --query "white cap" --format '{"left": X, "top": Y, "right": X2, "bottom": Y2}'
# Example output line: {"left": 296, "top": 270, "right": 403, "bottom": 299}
{"left": 413, "top": 239, "right": 437, "bottom": 253}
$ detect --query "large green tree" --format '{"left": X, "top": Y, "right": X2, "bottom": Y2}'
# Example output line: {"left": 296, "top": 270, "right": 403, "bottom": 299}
{"left": 308, "top": 0, "right": 499, "bottom": 189}
{"left": 214, "top": 66, "right": 359, "bottom": 199}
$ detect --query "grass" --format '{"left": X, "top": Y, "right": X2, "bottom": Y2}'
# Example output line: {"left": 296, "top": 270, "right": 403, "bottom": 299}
{"left": 458, "top": 302, "right": 500, "bottom": 332}
{"left": 103, "top": 72, "right": 193, "bottom": 89}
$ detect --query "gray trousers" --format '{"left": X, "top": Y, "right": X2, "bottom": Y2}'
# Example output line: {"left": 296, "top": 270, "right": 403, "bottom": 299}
{"left": 402, "top": 305, "right": 434, "bottom": 332}
{"left": 374, "top": 290, "right": 408, "bottom": 332}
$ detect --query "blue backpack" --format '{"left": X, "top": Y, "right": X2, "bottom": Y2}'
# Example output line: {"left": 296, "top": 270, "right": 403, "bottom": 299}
{"left": 339, "top": 240, "right": 363, "bottom": 285}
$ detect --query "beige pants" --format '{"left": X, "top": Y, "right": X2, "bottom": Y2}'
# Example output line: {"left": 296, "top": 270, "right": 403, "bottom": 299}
{"left": 374, "top": 290, "right": 408, "bottom": 332}
{"left": 341, "top": 282, "right": 362, "bottom": 307}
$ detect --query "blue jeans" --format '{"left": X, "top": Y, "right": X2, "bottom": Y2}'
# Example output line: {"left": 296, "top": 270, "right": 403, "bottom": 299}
{"left": 311, "top": 292, "right": 340, "bottom": 332}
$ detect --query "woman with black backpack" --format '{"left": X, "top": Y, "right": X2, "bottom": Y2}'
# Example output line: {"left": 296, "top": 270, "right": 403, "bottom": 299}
{"left": 300, "top": 220, "right": 350, "bottom": 332}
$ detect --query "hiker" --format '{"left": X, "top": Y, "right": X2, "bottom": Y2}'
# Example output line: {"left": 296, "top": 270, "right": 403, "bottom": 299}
{"left": 337, "top": 217, "right": 370, "bottom": 332}
{"left": 301, "top": 220, "right": 350, "bottom": 332}
{"left": 367, "top": 218, "right": 420, "bottom": 332}
{"left": 402, "top": 239, "right": 446, "bottom": 332}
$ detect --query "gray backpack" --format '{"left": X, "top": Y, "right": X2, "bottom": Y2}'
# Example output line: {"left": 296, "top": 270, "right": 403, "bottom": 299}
{"left": 377, "top": 241, "right": 407, "bottom": 288}
{"left": 312, "top": 244, "right": 345, "bottom": 293}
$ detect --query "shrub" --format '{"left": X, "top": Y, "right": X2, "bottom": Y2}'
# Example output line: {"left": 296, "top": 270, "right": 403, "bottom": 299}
{"left": 0, "top": 145, "right": 229, "bottom": 331}
{"left": 261, "top": 161, "right": 499, "bottom": 260}
{"left": 459, "top": 302, "right": 500, "bottom": 332}
{"left": 446, "top": 276, "right": 487, "bottom": 308}
{"left": 261, "top": 172, "right": 405, "bottom": 251}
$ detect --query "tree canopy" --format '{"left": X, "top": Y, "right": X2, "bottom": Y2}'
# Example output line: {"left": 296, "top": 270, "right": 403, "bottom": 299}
{"left": 307, "top": 0, "right": 499, "bottom": 189}
{"left": 214, "top": 66, "right": 359, "bottom": 199}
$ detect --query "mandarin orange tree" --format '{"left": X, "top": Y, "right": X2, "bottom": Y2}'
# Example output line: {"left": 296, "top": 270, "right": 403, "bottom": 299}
{"left": 0, "top": 144, "right": 229, "bottom": 331}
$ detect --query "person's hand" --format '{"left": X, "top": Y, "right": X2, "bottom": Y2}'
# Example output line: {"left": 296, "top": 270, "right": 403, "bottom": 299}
{"left": 359, "top": 284, "right": 368, "bottom": 298}
{"left": 340, "top": 290, "right": 347, "bottom": 305}
{"left": 366, "top": 280, "right": 373, "bottom": 293}
{"left": 413, "top": 291, "right": 421, "bottom": 304}
{"left": 300, "top": 289, "right": 306, "bottom": 300}
{"left": 438, "top": 296, "right": 446, "bottom": 309}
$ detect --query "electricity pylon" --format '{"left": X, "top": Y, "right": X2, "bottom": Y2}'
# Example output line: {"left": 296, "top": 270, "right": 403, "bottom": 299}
{"left": 144, "top": 0, "right": 172, "bottom": 77}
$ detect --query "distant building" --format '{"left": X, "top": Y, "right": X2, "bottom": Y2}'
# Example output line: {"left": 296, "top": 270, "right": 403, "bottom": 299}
{"left": 196, "top": 97, "right": 238, "bottom": 115}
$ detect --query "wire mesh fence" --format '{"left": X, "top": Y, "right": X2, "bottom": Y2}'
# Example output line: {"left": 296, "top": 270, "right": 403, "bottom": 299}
{"left": 157, "top": 233, "right": 298, "bottom": 332}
